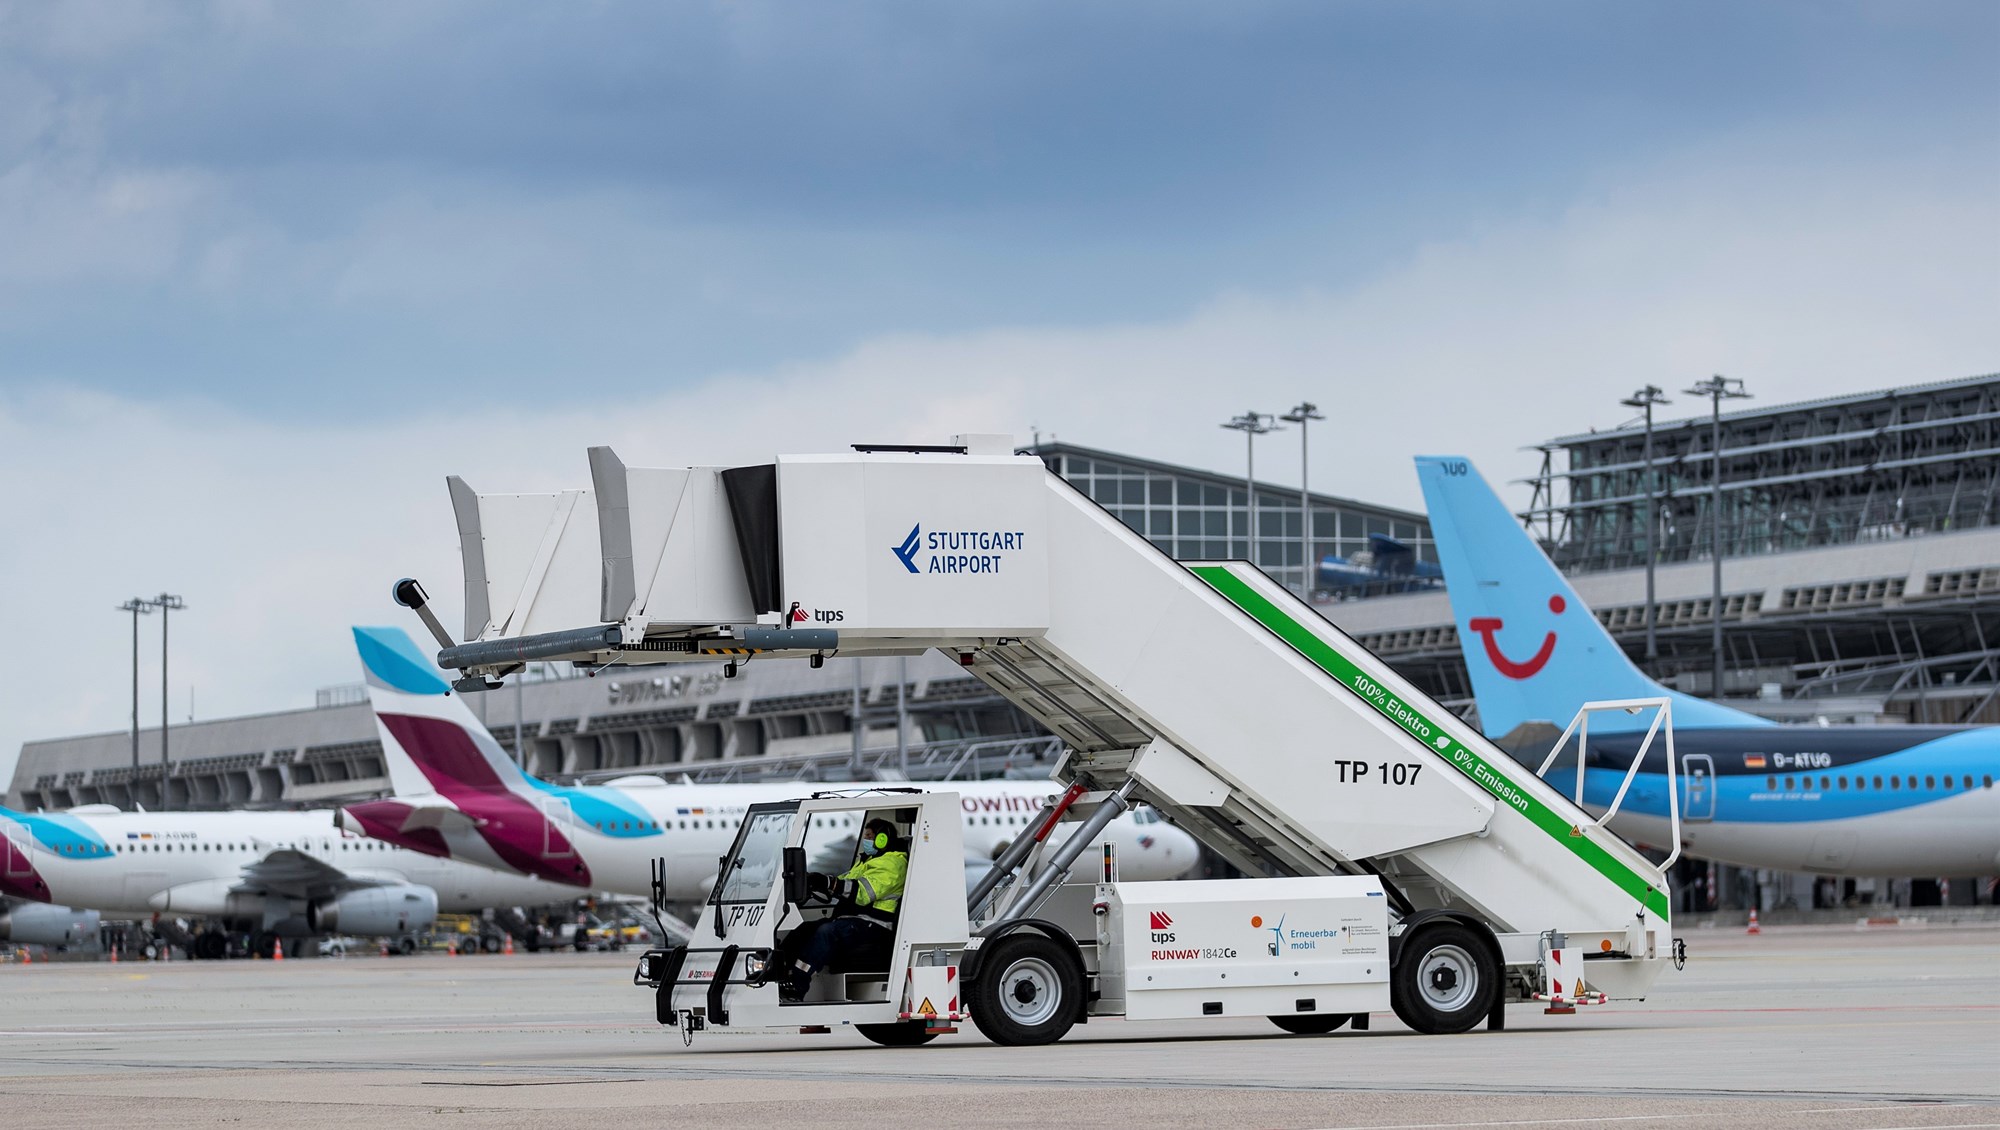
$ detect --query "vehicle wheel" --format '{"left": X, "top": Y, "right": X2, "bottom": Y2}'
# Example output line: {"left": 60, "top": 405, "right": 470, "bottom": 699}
{"left": 197, "top": 932, "right": 228, "bottom": 961}
{"left": 966, "top": 933, "right": 1082, "bottom": 1047}
{"left": 397, "top": 936, "right": 418, "bottom": 956}
{"left": 1268, "top": 1013, "right": 1350, "bottom": 1035}
{"left": 1389, "top": 922, "right": 1498, "bottom": 1035}
{"left": 857, "top": 1022, "right": 939, "bottom": 1047}
{"left": 482, "top": 935, "right": 502, "bottom": 954}
{"left": 252, "top": 932, "right": 278, "bottom": 960}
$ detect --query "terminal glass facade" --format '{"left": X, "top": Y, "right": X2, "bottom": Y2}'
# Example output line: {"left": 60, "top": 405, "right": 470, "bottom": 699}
{"left": 1027, "top": 442, "right": 1431, "bottom": 594}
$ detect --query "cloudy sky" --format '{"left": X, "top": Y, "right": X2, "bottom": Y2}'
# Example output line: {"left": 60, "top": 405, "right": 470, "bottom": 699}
{"left": 2, "top": 1, "right": 1996, "bottom": 784}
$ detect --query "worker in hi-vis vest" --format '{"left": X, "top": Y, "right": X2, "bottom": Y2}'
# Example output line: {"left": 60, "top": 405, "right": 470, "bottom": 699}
{"left": 764, "top": 818, "right": 908, "bottom": 1001}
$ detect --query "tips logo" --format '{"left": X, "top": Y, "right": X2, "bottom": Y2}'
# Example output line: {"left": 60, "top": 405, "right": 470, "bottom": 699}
{"left": 1467, "top": 594, "right": 1565, "bottom": 680}
{"left": 1148, "top": 911, "right": 1172, "bottom": 931}
{"left": 892, "top": 524, "right": 923, "bottom": 573}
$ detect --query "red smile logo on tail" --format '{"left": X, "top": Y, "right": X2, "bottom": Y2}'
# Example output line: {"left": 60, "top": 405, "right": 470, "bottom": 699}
{"left": 1468, "top": 595, "right": 1565, "bottom": 680}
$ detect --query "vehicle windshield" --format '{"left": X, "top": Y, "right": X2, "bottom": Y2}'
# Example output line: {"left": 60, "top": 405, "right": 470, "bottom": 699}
{"left": 713, "top": 809, "right": 794, "bottom": 904}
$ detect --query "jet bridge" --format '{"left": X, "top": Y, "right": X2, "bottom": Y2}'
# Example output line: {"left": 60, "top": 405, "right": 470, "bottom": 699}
{"left": 417, "top": 435, "right": 1674, "bottom": 1007}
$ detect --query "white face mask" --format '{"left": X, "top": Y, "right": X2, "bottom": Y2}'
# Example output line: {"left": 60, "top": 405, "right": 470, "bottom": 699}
{"left": 860, "top": 832, "right": 886, "bottom": 858}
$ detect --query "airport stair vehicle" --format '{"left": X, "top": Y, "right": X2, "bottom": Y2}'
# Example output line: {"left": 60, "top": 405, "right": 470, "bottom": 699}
{"left": 397, "top": 436, "right": 1679, "bottom": 1042}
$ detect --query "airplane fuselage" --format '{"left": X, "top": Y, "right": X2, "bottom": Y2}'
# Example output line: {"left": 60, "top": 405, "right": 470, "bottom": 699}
{"left": 1, "top": 807, "right": 579, "bottom": 919}
{"left": 345, "top": 778, "right": 1199, "bottom": 901}
{"left": 1532, "top": 725, "right": 2000, "bottom": 875}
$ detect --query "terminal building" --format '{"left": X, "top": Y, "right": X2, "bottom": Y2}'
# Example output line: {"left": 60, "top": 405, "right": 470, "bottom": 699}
{"left": 11, "top": 374, "right": 1999, "bottom": 909}
{"left": 12, "top": 442, "right": 1434, "bottom": 816}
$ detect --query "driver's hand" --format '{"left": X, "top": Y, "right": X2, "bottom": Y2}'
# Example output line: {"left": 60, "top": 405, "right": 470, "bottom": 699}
{"left": 807, "top": 872, "right": 833, "bottom": 897}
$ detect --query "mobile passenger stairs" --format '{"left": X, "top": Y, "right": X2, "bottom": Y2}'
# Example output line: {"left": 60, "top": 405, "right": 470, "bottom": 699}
{"left": 395, "top": 436, "right": 1684, "bottom": 1045}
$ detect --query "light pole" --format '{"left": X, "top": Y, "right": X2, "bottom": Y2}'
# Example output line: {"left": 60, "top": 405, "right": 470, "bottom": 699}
{"left": 150, "top": 594, "right": 185, "bottom": 801}
{"left": 1281, "top": 402, "right": 1324, "bottom": 594}
{"left": 1681, "top": 376, "right": 1750, "bottom": 699}
{"left": 116, "top": 598, "right": 153, "bottom": 773}
{"left": 1619, "top": 386, "right": 1670, "bottom": 661}
{"left": 1220, "top": 411, "right": 1281, "bottom": 564}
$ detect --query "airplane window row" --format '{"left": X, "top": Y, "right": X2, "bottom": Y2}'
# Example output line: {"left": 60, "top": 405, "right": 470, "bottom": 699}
{"left": 1764, "top": 774, "right": 1993, "bottom": 792}
{"left": 109, "top": 840, "right": 397, "bottom": 854}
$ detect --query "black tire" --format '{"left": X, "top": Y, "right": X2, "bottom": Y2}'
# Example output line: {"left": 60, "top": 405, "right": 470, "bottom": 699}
{"left": 1389, "top": 921, "right": 1499, "bottom": 1035}
{"left": 482, "top": 935, "right": 502, "bottom": 954}
{"left": 396, "top": 936, "right": 418, "bottom": 956}
{"left": 1268, "top": 1013, "right": 1351, "bottom": 1035}
{"left": 856, "top": 1021, "right": 939, "bottom": 1047}
{"left": 252, "top": 932, "right": 278, "bottom": 960}
{"left": 965, "top": 933, "right": 1083, "bottom": 1047}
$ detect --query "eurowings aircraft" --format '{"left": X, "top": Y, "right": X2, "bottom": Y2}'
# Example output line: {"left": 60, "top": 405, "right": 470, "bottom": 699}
{"left": 0, "top": 801, "right": 580, "bottom": 957}
{"left": 340, "top": 627, "right": 1200, "bottom": 900}
{"left": 1415, "top": 454, "right": 2000, "bottom": 877}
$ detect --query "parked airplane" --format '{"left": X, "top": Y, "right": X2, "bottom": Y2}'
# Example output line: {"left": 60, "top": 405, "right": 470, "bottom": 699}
{"left": 1315, "top": 532, "right": 1445, "bottom": 594}
{"left": 0, "top": 800, "right": 581, "bottom": 957}
{"left": 340, "top": 627, "right": 1201, "bottom": 901}
{"left": 1415, "top": 454, "right": 2000, "bottom": 877}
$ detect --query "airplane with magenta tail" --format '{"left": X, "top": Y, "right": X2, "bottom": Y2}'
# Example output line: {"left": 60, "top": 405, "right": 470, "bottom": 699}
{"left": 341, "top": 627, "right": 1200, "bottom": 902}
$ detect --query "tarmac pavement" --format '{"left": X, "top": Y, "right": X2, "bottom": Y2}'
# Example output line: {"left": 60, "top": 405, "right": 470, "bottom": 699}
{"left": 1, "top": 922, "right": 1994, "bottom": 1128}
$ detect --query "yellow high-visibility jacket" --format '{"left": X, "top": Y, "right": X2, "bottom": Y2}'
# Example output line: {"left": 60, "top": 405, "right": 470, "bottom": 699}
{"left": 838, "top": 850, "right": 908, "bottom": 915}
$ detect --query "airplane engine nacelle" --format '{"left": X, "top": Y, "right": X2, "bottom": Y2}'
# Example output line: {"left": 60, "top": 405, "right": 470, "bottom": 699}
{"left": 0, "top": 903, "right": 101, "bottom": 946}
{"left": 307, "top": 884, "right": 439, "bottom": 936}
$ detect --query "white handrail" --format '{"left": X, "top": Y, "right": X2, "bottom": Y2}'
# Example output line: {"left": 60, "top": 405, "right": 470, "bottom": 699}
{"left": 1534, "top": 697, "right": 1681, "bottom": 872}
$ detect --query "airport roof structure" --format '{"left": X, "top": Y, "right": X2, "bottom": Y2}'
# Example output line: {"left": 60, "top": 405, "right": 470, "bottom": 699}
{"left": 1525, "top": 373, "right": 2000, "bottom": 576}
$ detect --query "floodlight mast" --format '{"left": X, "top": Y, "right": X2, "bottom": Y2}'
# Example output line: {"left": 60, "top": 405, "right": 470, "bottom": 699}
{"left": 116, "top": 598, "right": 153, "bottom": 773}
{"left": 150, "top": 594, "right": 185, "bottom": 800}
{"left": 1220, "top": 411, "right": 1280, "bottom": 565}
{"left": 1280, "top": 402, "right": 1324, "bottom": 595}
{"left": 1618, "top": 386, "right": 1670, "bottom": 661}
{"left": 1682, "top": 375, "right": 1751, "bottom": 701}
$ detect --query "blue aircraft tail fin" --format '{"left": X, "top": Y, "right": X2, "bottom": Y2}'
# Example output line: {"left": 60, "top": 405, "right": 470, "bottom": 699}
{"left": 1413, "top": 455, "right": 1771, "bottom": 736}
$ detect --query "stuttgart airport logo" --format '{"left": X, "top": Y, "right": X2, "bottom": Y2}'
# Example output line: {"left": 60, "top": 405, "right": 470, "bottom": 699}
{"left": 891, "top": 523, "right": 1029, "bottom": 575}
{"left": 893, "top": 525, "right": 923, "bottom": 573}
{"left": 1467, "top": 594, "right": 1566, "bottom": 680}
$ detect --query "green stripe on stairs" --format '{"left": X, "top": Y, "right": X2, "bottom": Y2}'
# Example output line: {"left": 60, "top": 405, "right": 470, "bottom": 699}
{"left": 1189, "top": 565, "right": 1671, "bottom": 922}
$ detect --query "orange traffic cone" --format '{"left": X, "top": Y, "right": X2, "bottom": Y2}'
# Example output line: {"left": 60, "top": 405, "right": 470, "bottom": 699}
{"left": 502, "top": 934, "right": 514, "bottom": 956}
{"left": 272, "top": 939, "right": 285, "bottom": 962}
{"left": 1746, "top": 908, "right": 1762, "bottom": 935}
{"left": 109, "top": 946, "right": 118, "bottom": 964}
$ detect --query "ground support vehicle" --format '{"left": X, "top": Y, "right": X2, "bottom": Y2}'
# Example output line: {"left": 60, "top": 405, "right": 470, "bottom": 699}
{"left": 409, "top": 437, "right": 1684, "bottom": 1046}
{"left": 637, "top": 788, "right": 1411, "bottom": 1046}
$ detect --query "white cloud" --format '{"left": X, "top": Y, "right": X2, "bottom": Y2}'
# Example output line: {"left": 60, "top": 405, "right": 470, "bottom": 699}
{"left": 2, "top": 134, "right": 1994, "bottom": 788}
